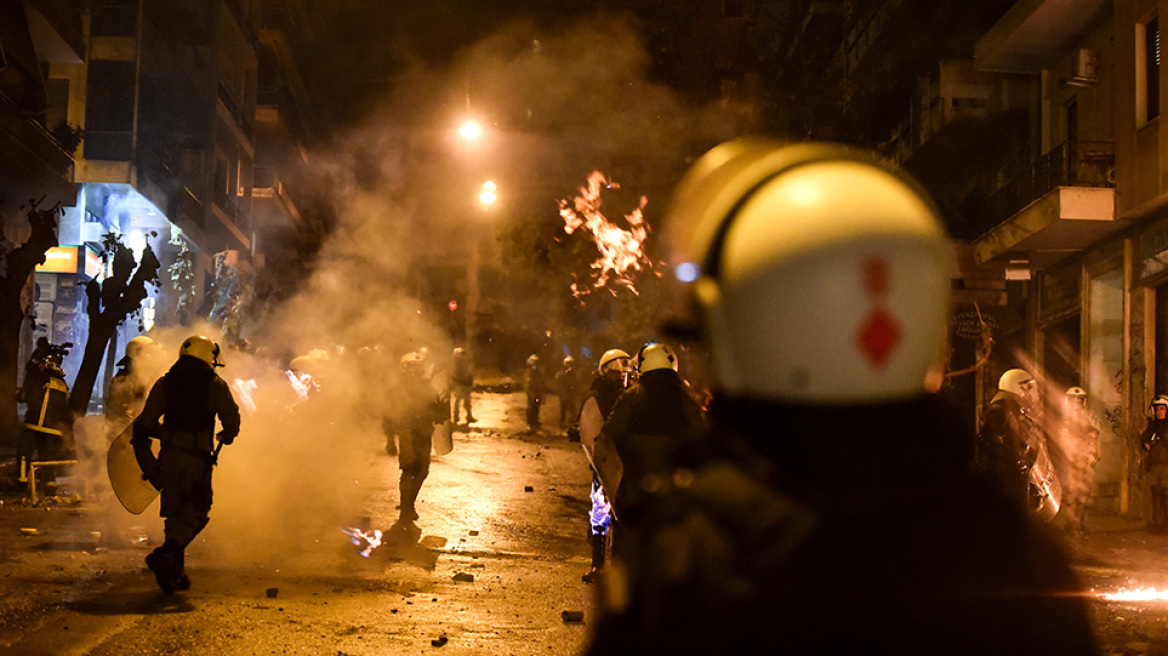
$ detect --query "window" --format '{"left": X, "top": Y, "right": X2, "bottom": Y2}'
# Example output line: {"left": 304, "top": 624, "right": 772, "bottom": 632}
{"left": 1139, "top": 15, "right": 1161, "bottom": 124}
{"left": 84, "top": 61, "right": 135, "bottom": 160}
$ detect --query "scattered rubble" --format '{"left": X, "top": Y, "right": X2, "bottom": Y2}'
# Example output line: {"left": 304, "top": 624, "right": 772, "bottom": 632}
{"left": 561, "top": 610, "right": 585, "bottom": 623}
{"left": 452, "top": 572, "right": 474, "bottom": 583}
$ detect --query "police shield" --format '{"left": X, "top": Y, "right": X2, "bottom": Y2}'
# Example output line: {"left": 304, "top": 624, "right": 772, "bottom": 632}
{"left": 584, "top": 431, "right": 623, "bottom": 507}
{"left": 107, "top": 424, "right": 159, "bottom": 515}
{"left": 578, "top": 397, "right": 604, "bottom": 450}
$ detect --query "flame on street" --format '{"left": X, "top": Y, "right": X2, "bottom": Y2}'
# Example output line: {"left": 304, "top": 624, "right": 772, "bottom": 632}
{"left": 559, "top": 170, "right": 651, "bottom": 297}
{"left": 1096, "top": 587, "right": 1168, "bottom": 602}
{"left": 342, "top": 527, "right": 383, "bottom": 558}
{"left": 286, "top": 370, "right": 317, "bottom": 401}
{"left": 231, "top": 378, "right": 258, "bottom": 414}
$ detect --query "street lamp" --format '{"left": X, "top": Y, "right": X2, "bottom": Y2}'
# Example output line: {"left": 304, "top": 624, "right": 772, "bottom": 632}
{"left": 467, "top": 179, "right": 498, "bottom": 359}
{"left": 458, "top": 119, "right": 484, "bottom": 141}
{"left": 478, "top": 180, "right": 498, "bottom": 206}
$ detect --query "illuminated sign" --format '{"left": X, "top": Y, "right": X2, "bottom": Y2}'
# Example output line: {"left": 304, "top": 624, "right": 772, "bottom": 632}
{"left": 84, "top": 246, "right": 105, "bottom": 281}
{"left": 35, "top": 246, "right": 79, "bottom": 274}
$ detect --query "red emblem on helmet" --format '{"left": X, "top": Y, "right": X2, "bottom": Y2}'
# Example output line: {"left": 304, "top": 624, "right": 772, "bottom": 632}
{"left": 856, "top": 257, "right": 900, "bottom": 368}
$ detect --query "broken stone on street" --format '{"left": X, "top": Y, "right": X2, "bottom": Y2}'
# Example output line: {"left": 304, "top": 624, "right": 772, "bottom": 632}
{"left": 0, "top": 390, "right": 594, "bottom": 655}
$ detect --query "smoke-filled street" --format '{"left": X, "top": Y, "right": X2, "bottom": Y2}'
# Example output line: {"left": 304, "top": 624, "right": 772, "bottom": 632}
{"left": 12, "top": 388, "right": 1168, "bottom": 653}
{"left": 0, "top": 390, "right": 595, "bottom": 655}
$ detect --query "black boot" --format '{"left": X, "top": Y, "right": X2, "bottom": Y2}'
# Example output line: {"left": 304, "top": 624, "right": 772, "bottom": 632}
{"left": 582, "top": 530, "right": 606, "bottom": 583}
{"left": 399, "top": 476, "right": 421, "bottom": 521}
{"left": 174, "top": 549, "right": 190, "bottom": 591}
{"left": 146, "top": 541, "right": 181, "bottom": 594}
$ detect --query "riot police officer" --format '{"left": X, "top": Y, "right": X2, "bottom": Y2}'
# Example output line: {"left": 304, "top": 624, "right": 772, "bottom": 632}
{"left": 133, "top": 335, "right": 240, "bottom": 593}
{"left": 587, "top": 141, "right": 1098, "bottom": 655}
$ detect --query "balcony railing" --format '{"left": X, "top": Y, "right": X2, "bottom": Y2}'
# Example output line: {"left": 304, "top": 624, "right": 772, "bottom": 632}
{"left": 979, "top": 140, "right": 1115, "bottom": 232}
{"left": 0, "top": 94, "right": 75, "bottom": 175}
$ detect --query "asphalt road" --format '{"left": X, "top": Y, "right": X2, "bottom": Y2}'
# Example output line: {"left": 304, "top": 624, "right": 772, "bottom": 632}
{"left": 8, "top": 390, "right": 1168, "bottom": 654}
{"left": 0, "top": 392, "right": 597, "bottom": 656}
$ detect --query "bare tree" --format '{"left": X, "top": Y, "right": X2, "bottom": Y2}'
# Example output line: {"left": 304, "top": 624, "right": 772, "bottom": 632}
{"left": 0, "top": 201, "right": 60, "bottom": 446}
{"left": 69, "top": 233, "right": 160, "bottom": 416}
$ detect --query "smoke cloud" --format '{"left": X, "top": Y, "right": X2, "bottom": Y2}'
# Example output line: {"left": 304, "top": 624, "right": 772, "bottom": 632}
{"left": 81, "top": 13, "right": 755, "bottom": 570}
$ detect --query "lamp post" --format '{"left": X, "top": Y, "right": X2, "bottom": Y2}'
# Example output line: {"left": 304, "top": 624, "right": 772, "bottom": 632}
{"left": 467, "top": 179, "right": 497, "bottom": 353}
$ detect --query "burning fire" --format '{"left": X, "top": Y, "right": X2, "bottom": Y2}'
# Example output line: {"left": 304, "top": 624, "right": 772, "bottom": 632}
{"left": 286, "top": 370, "right": 317, "bottom": 401}
{"left": 589, "top": 480, "right": 613, "bottom": 535}
{"left": 1097, "top": 587, "right": 1168, "bottom": 602}
{"left": 342, "top": 527, "right": 383, "bottom": 558}
{"left": 559, "top": 170, "right": 652, "bottom": 297}
{"left": 231, "top": 378, "right": 258, "bottom": 414}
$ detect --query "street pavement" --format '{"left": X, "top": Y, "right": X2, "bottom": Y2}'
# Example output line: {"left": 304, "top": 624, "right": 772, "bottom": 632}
{"left": 0, "top": 391, "right": 597, "bottom": 655}
{"left": 7, "top": 391, "right": 1168, "bottom": 654}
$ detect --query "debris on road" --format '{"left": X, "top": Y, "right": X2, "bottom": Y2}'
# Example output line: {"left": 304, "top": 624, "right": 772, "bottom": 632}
{"left": 20, "top": 528, "right": 37, "bottom": 536}
{"left": 266, "top": 587, "right": 279, "bottom": 598}
{"left": 561, "top": 610, "right": 585, "bottom": 623}
{"left": 431, "top": 634, "right": 448, "bottom": 647}
{"left": 524, "top": 485, "right": 534, "bottom": 492}
{"left": 452, "top": 572, "right": 474, "bottom": 583}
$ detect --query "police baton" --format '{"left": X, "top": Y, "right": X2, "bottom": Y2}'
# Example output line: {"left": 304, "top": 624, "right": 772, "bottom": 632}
{"left": 203, "top": 440, "right": 227, "bottom": 484}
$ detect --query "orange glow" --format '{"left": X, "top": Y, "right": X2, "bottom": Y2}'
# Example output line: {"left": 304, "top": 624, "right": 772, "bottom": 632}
{"left": 286, "top": 370, "right": 316, "bottom": 401}
{"left": 231, "top": 378, "right": 258, "bottom": 415}
{"left": 342, "top": 527, "right": 383, "bottom": 558}
{"left": 558, "top": 171, "right": 651, "bottom": 297}
{"left": 1097, "top": 587, "right": 1168, "bottom": 602}
{"left": 458, "top": 120, "right": 483, "bottom": 140}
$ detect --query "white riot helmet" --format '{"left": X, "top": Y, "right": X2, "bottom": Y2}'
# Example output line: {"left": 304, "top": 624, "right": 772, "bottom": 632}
{"left": 180, "top": 335, "right": 222, "bottom": 368}
{"left": 998, "top": 369, "right": 1035, "bottom": 397}
{"left": 400, "top": 351, "right": 424, "bottom": 369}
{"left": 668, "top": 140, "right": 951, "bottom": 403}
{"left": 126, "top": 335, "right": 155, "bottom": 360}
{"left": 637, "top": 343, "right": 678, "bottom": 373}
{"left": 598, "top": 348, "right": 631, "bottom": 376}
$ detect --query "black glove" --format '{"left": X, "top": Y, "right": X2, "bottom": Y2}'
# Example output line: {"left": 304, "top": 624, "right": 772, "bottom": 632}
{"left": 217, "top": 432, "right": 235, "bottom": 446}
{"left": 143, "top": 467, "right": 163, "bottom": 491}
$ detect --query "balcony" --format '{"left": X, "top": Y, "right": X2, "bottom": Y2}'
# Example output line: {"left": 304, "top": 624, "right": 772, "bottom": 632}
{"left": 252, "top": 165, "right": 304, "bottom": 231}
{"left": 973, "top": 140, "right": 1123, "bottom": 269}
{"left": 976, "top": 0, "right": 1110, "bottom": 73}
{"left": 884, "top": 60, "right": 993, "bottom": 164}
{"left": 0, "top": 93, "right": 75, "bottom": 205}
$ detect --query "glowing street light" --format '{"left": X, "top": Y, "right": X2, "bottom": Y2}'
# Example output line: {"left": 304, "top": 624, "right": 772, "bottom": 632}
{"left": 458, "top": 119, "right": 484, "bottom": 140}
{"left": 478, "top": 180, "right": 498, "bottom": 206}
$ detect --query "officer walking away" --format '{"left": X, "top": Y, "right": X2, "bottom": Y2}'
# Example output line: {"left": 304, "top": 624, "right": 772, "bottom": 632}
{"left": 587, "top": 141, "right": 1099, "bottom": 655}
{"left": 523, "top": 354, "right": 546, "bottom": 431}
{"left": 386, "top": 352, "right": 449, "bottom": 523}
{"left": 978, "top": 369, "right": 1060, "bottom": 516}
{"left": 451, "top": 347, "right": 476, "bottom": 425}
{"left": 575, "top": 348, "right": 632, "bottom": 582}
{"left": 1141, "top": 395, "right": 1168, "bottom": 533}
{"left": 600, "top": 343, "right": 707, "bottom": 528}
{"left": 555, "top": 355, "right": 581, "bottom": 434}
{"left": 16, "top": 342, "right": 72, "bottom": 494}
{"left": 1050, "top": 386, "right": 1101, "bottom": 537}
{"left": 133, "top": 335, "right": 240, "bottom": 594}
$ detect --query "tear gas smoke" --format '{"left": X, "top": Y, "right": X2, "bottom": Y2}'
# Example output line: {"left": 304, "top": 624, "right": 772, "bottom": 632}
{"left": 79, "top": 15, "right": 753, "bottom": 570}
